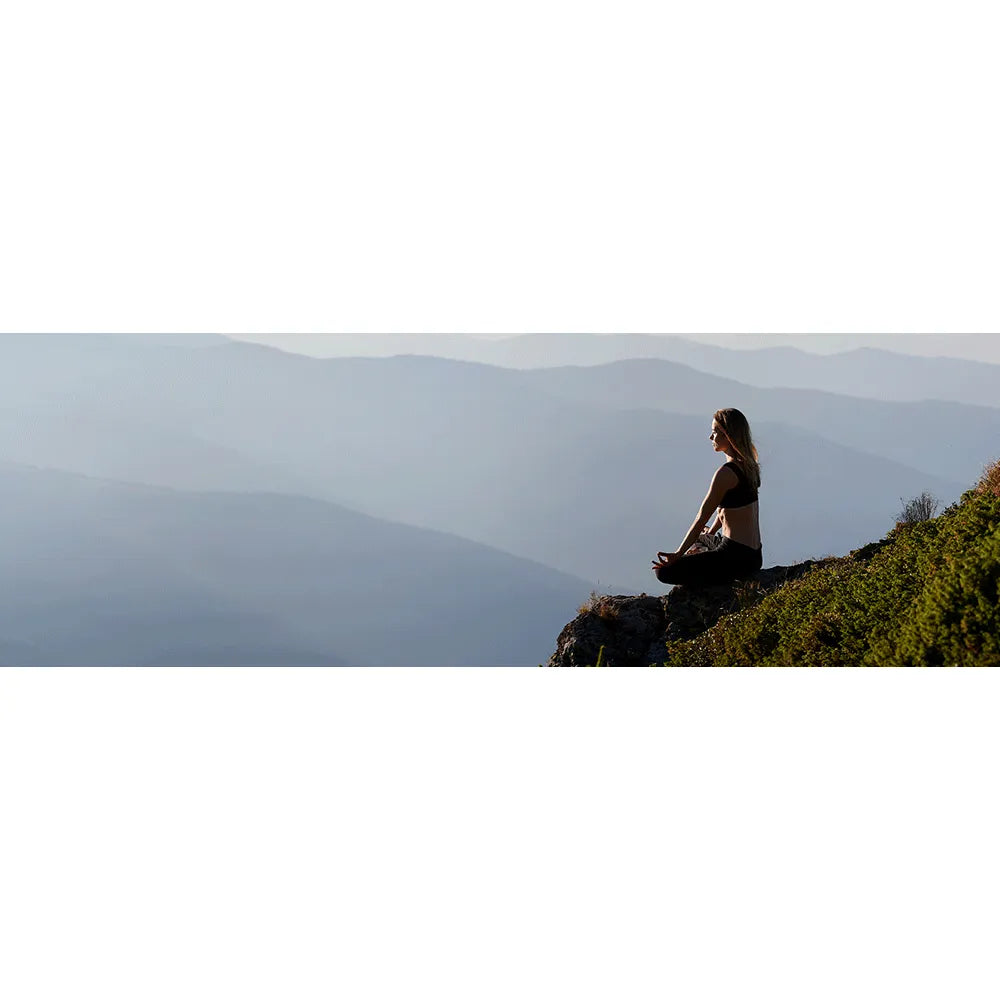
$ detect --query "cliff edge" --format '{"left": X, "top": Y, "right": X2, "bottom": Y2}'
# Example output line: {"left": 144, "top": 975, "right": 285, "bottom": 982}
{"left": 549, "top": 462, "right": 1000, "bottom": 668}
{"left": 548, "top": 559, "right": 834, "bottom": 667}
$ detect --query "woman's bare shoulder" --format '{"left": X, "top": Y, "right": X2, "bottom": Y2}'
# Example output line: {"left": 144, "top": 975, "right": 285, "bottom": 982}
{"left": 712, "top": 463, "right": 739, "bottom": 486}
{"left": 703, "top": 463, "right": 738, "bottom": 506}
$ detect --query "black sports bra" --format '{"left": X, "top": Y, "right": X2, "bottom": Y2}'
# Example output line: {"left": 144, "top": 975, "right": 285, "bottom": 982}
{"left": 719, "top": 461, "right": 758, "bottom": 508}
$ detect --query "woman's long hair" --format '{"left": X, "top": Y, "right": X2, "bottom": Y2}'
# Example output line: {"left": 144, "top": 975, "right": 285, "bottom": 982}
{"left": 714, "top": 408, "right": 761, "bottom": 488}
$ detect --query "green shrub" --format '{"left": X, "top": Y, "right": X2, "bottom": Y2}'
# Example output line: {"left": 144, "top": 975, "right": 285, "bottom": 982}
{"left": 886, "top": 527, "right": 1000, "bottom": 667}
{"left": 660, "top": 490, "right": 1000, "bottom": 667}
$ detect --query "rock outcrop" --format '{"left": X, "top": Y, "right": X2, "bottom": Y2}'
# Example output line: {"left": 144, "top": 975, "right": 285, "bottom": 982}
{"left": 548, "top": 561, "right": 830, "bottom": 667}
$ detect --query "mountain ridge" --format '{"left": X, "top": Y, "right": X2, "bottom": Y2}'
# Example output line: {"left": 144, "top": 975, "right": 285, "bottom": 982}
{"left": 0, "top": 336, "right": 974, "bottom": 591}
{"left": 1, "top": 461, "right": 593, "bottom": 666}
{"left": 218, "top": 332, "right": 1000, "bottom": 407}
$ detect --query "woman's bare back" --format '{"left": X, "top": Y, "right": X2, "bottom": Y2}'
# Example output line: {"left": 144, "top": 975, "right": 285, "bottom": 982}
{"left": 720, "top": 501, "right": 761, "bottom": 550}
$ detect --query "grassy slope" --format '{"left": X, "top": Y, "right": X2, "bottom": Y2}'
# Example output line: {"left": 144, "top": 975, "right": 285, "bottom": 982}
{"left": 660, "top": 472, "right": 1000, "bottom": 668}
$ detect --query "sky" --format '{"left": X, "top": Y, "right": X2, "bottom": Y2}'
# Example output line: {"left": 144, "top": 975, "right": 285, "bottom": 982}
{"left": 2, "top": 2, "right": 999, "bottom": 336}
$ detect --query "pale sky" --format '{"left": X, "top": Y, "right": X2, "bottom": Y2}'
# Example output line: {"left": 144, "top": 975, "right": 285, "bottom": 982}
{"left": 3, "top": 2, "right": 998, "bottom": 334}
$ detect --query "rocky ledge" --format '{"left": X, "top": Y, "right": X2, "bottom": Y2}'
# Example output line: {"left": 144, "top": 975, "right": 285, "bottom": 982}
{"left": 548, "top": 560, "right": 830, "bottom": 667}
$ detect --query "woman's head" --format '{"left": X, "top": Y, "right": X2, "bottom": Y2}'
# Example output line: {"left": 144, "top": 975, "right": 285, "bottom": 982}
{"left": 711, "top": 408, "right": 761, "bottom": 488}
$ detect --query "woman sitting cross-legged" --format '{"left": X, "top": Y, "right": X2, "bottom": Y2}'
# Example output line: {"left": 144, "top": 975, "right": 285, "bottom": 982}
{"left": 652, "top": 408, "right": 763, "bottom": 587}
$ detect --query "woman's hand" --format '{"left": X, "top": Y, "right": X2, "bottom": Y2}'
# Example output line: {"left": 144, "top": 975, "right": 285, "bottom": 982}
{"left": 652, "top": 551, "right": 682, "bottom": 569}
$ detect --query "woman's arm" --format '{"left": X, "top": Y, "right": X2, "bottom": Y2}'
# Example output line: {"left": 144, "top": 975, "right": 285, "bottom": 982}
{"left": 654, "top": 466, "right": 736, "bottom": 565}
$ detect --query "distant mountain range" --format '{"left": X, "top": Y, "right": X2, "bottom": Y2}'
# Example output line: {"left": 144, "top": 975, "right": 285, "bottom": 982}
{"left": 1, "top": 336, "right": 974, "bottom": 604}
{"left": 221, "top": 332, "right": 1000, "bottom": 408}
{"left": 638, "top": 333, "right": 1000, "bottom": 363}
{"left": 0, "top": 461, "right": 590, "bottom": 666}
{"left": 519, "top": 360, "right": 1000, "bottom": 486}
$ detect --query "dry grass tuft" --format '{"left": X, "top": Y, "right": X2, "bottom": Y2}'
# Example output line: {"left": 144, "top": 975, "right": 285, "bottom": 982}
{"left": 976, "top": 457, "right": 1000, "bottom": 499}
{"left": 897, "top": 491, "right": 939, "bottom": 524}
{"left": 578, "top": 591, "right": 620, "bottom": 621}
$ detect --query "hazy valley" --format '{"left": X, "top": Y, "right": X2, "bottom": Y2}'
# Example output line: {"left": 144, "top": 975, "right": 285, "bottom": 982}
{"left": 1, "top": 333, "right": 992, "bottom": 664}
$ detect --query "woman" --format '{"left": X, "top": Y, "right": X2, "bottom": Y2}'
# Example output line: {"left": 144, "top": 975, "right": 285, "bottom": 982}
{"left": 652, "top": 408, "right": 763, "bottom": 586}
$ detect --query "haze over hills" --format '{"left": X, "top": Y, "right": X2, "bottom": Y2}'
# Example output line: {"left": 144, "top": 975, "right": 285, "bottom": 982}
{"left": 0, "top": 461, "right": 591, "bottom": 666}
{"left": 0, "top": 336, "right": 969, "bottom": 599}
{"left": 520, "top": 360, "right": 1000, "bottom": 486}
{"left": 9, "top": 335, "right": 986, "bottom": 485}
{"left": 222, "top": 332, "right": 1000, "bottom": 408}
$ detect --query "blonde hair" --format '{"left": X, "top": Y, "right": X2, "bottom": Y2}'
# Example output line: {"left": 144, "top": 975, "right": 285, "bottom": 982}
{"left": 714, "top": 408, "right": 761, "bottom": 489}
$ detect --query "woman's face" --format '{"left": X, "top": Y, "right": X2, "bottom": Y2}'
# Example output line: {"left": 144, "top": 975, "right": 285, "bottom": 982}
{"left": 710, "top": 421, "right": 728, "bottom": 452}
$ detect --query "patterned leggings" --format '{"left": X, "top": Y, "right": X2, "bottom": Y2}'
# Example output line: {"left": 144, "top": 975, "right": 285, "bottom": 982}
{"left": 654, "top": 537, "right": 763, "bottom": 587}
